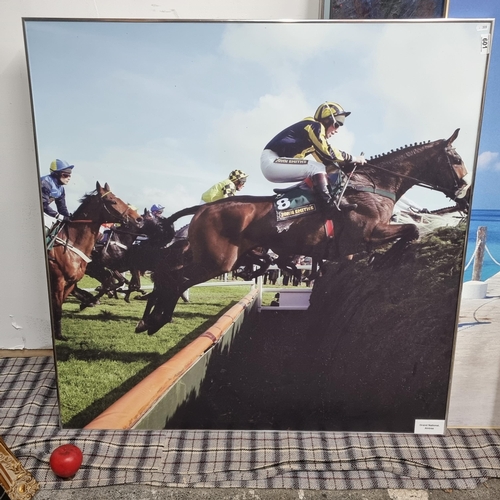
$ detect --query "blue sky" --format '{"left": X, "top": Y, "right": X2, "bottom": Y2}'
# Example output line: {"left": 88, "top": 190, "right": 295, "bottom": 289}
{"left": 449, "top": 0, "right": 499, "bottom": 209}
{"left": 24, "top": 18, "right": 492, "bottom": 219}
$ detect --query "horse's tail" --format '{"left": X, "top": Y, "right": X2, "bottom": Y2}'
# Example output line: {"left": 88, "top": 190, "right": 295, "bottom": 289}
{"left": 162, "top": 205, "right": 203, "bottom": 244}
{"left": 164, "top": 205, "right": 202, "bottom": 225}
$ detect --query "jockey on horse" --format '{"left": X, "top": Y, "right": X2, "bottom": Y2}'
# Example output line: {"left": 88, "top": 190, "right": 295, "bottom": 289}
{"left": 150, "top": 203, "right": 165, "bottom": 219}
{"left": 201, "top": 169, "right": 248, "bottom": 203}
{"left": 260, "top": 101, "right": 366, "bottom": 209}
{"left": 40, "top": 159, "right": 74, "bottom": 248}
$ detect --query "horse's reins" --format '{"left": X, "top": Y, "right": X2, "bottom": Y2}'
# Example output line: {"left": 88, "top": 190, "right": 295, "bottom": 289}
{"left": 353, "top": 150, "right": 463, "bottom": 198}
{"left": 110, "top": 226, "right": 147, "bottom": 237}
{"left": 100, "top": 189, "right": 138, "bottom": 224}
{"left": 358, "top": 161, "right": 438, "bottom": 190}
{"left": 51, "top": 189, "right": 136, "bottom": 262}
{"left": 335, "top": 163, "right": 358, "bottom": 209}
{"left": 52, "top": 235, "right": 93, "bottom": 263}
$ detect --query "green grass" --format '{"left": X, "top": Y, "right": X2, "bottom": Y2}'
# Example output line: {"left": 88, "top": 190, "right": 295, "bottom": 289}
{"left": 55, "top": 282, "right": 253, "bottom": 427}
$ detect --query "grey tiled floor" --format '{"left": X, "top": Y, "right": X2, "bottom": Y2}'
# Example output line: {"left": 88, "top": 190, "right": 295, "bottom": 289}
{"left": 32, "top": 478, "right": 500, "bottom": 499}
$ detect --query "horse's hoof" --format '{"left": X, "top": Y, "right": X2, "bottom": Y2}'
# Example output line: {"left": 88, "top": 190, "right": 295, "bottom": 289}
{"left": 147, "top": 325, "right": 160, "bottom": 335}
{"left": 147, "top": 317, "right": 173, "bottom": 335}
{"left": 135, "top": 321, "right": 147, "bottom": 333}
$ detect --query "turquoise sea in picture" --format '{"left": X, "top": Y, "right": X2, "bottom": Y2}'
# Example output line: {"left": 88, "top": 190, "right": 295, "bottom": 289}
{"left": 463, "top": 209, "right": 500, "bottom": 281}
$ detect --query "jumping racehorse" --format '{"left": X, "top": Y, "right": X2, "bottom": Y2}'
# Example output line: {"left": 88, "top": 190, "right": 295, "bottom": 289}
{"left": 75, "top": 210, "right": 175, "bottom": 307}
{"left": 137, "top": 129, "right": 470, "bottom": 335}
{"left": 48, "top": 182, "right": 143, "bottom": 340}
{"left": 73, "top": 223, "right": 146, "bottom": 308}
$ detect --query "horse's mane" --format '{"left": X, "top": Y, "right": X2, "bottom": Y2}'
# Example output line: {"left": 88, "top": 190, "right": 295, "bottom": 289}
{"left": 366, "top": 139, "right": 435, "bottom": 166}
{"left": 78, "top": 189, "right": 99, "bottom": 204}
{"left": 71, "top": 189, "right": 101, "bottom": 218}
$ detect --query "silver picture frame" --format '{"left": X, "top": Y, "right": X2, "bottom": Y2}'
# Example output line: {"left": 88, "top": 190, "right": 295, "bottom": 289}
{"left": 23, "top": 17, "right": 491, "bottom": 433}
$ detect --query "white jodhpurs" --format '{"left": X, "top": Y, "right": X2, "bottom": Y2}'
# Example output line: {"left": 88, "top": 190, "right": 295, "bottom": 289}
{"left": 260, "top": 149, "right": 326, "bottom": 183}
{"left": 43, "top": 213, "right": 58, "bottom": 235}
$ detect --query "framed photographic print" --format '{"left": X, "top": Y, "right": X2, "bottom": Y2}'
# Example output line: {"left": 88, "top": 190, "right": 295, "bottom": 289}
{"left": 23, "top": 18, "right": 491, "bottom": 432}
{"left": 322, "top": 0, "right": 449, "bottom": 19}
{"left": 441, "top": 1, "right": 500, "bottom": 428}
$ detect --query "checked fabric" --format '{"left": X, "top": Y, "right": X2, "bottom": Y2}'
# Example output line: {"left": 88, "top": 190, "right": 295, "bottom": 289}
{"left": 1, "top": 356, "right": 500, "bottom": 491}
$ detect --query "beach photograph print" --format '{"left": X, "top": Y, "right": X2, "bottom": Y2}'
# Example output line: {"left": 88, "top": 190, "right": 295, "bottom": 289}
{"left": 443, "top": 0, "right": 500, "bottom": 428}
{"left": 23, "top": 19, "right": 491, "bottom": 432}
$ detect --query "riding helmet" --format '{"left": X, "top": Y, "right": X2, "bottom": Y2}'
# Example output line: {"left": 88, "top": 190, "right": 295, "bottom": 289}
{"left": 314, "top": 102, "right": 351, "bottom": 127}
{"left": 150, "top": 204, "right": 165, "bottom": 213}
{"left": 50, "top": 159, "right": 74, "bottom": 173}
{"left": 229, "top": 170, "right": 248, "bottom": 183}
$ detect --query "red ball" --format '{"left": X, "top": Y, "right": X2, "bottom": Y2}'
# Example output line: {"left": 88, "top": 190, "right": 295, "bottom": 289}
{"left": 49, "top": 444, "right": 83, "bottom": 478}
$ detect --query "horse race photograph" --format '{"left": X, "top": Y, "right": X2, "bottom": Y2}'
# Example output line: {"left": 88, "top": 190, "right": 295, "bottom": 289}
{"left": 23, "top": 18, "right": 491, "bottom": 432}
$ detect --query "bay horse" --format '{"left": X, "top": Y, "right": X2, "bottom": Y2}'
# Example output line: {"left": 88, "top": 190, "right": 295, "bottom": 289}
{"left": 73, "top": 225, "right": 145, "bottom": 309}
{"left": 48, "top": 182, "right": 143, "bottom": 340}
{"left": 137, "top": 129, "right": 470, "bottom": 335}
{"left": 75, "top": 210, "right": 175, "bottom": 307}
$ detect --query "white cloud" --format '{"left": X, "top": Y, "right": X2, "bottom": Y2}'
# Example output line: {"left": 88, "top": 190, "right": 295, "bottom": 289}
{"left": 365, "top": 24, "right": 486, "bottom": 163}
{"left": 30, "top": 20, "right": 491, "bottom": 216}
{"left": 58, "top": 135, "right": 211, "bottom": 214}
{"left": 219, "top": 23, "right": 361, "bottom": 88}
{"left": 477, "top": 151, "right": 500, "bottom": 170}
{"left": 220, "top": 23, "right": 339, "bottom": 66}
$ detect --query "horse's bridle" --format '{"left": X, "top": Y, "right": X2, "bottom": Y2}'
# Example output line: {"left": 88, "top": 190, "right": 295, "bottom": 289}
{"left": 425, "top": 145, "right": 469, "bottom": 199}
{"left": 100, "top": 190, "right": 135, "bottom": 225}
{"left": 64, "top": 192, "right": 135, "bottom": 225}
{"left": 50, "top": 191, "right": 139, "bottom": 263}
{"left": 359, "top": 146, "right": 468, "bottom": 201}
{"left": 443, "top": 146, "right": 470, "bottom": 200}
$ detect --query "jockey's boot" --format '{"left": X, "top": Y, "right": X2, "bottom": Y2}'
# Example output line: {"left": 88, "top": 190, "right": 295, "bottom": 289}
{"left": 311, "top": 173, "right": 357, "bottom": 211}
{"left": 311, "top": 172, "right": 333, "bottom": 208}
